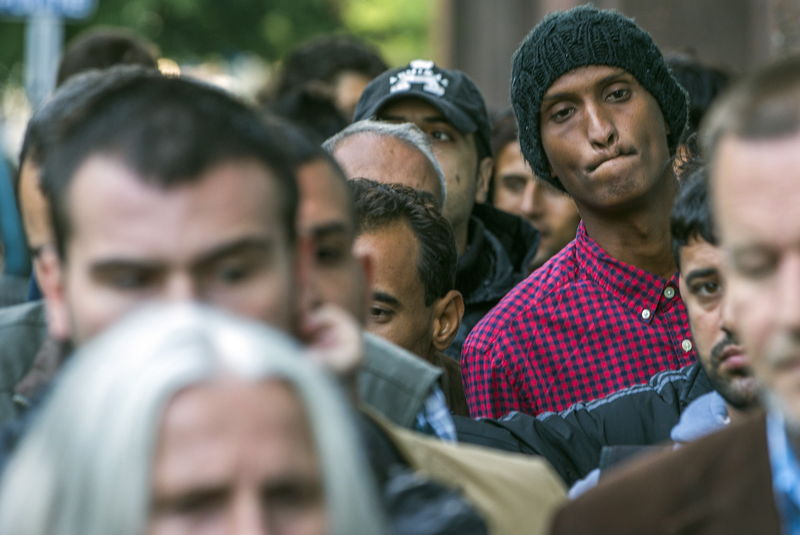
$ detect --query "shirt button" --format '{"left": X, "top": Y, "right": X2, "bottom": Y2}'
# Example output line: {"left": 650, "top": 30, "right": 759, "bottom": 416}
{"left": 641, "top": 309, "right": 652, "bottom": 320}
{"left": 682, "top": 339, "right": 693, "bottom": 352}
{"left": 664, "top": 287, "right": 676, "bottom": 299}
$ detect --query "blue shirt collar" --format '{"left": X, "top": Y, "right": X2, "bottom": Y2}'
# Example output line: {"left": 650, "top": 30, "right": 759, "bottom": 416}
{"left": 767, "top": 410, "right": 800, "bottom": 533}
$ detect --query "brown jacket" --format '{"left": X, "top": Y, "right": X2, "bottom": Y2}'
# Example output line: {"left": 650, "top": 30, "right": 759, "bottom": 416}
{"left": 550, "top": 412, "right": 781, "bottom": 535}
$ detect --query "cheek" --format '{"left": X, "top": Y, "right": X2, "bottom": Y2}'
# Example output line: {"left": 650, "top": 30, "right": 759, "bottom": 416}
{"left": 690, "top": 310, "right": 720, "bottom": 360}
{"left": 545, "top": 197, "right": 579, "bottom": 225}
{"left": 729, "top": 281, "right": 772, "bottom": 356}
{"left": 493, "top": 187, "right": 523, "bottom": 212}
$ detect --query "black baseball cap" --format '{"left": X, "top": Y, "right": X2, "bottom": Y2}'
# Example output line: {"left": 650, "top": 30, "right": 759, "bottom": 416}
{"left": 354, "top": 59, "right": 492, "bottom": 158}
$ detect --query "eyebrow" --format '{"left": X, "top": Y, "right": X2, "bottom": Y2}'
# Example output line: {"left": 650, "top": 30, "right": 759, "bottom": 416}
{"left": 152, "top": 484, "right": 228, "bottom": 512}
{"left": 683, "top": 267, "right": 719, "bottom": 285}
{"left": 311, "top": 221, "right": 353, "bottom": 239}
{"left": 542, "top": 70, "right": 632, "bottom": 104}
{"left": 373, "top": 290, "right": 401, "bottom": 307}
{"left": 191, "top": 236, "right": 277, "bottom": 268}
{"left": 89, "top": 236, "right": 277, "bottom": 277}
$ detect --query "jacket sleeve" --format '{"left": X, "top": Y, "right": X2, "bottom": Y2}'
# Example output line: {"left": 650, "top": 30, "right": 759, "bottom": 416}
{"left": 455, "top": 363, "right": 711, "bottom": 485}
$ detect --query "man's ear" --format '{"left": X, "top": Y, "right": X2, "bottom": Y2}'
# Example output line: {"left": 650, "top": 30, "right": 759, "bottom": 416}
{"left": 474, "top": 156, "right": 493, "bottom": 204}
{"left": 431, "top": 289, "right": 464, "bottom": 352}
{"left": 37, "top": 246, "right": 71, "bottom": 342}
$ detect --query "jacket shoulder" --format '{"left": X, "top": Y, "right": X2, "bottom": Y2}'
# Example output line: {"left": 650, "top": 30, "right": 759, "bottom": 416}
{"left": 358, "top": 333, "right": 442, "bottom": 428}
{"left": 551, "top": 413, "right": 781, "bottom": 534}
{"left": 0, "top": 301, "right": 47, "bottom": 389}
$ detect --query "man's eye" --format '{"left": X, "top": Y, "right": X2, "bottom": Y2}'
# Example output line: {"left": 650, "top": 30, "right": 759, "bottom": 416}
{"left": 501, "top": 175, "right": 527, "bottom": 194}
{"left": 429, "top": 130, "right": 453, "bottom": 142}
{"left": 216, "top": 264, "right": 250, "bottom": 283}
{"left": 550, "top": 106, "right": 574, "bottom": 123}
{"left": 691, "top": 281, "right": 721, "bottom": 298}
{"left": 733, "top": 251, "right": 777, "bottom": 279}
{"left": 606, "top": 88, "right": 631, "bottom": 102}
{"left": 109, "top": 270, "right": 151, "bottom": 290}
{"left": 315, "top": 246, "right": 346, "bottom": 266}
{"left": 369, "top": 306, "right": 393, "bottom": 323}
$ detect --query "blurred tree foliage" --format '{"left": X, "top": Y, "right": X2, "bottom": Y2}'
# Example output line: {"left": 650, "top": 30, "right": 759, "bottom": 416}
{"left": 343, "top": 0, "right": 432, "bottom": 66}
{"left": 0, "top": 0, "right": 432, "bottom": 85}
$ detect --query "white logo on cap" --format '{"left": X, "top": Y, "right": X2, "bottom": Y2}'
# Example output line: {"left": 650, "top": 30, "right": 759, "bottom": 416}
{"left": 389, "top": 59, "right": 449, "bottom": 97}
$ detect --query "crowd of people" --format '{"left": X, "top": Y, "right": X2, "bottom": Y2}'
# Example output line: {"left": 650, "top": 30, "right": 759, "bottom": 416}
{"left": 0, "top": 3, "right": 797, "bottom": 534}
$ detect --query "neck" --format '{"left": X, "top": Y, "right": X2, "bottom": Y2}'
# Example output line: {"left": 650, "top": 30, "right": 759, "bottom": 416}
{"left": 579, "top": 172, "right": 678, "bottom": 279}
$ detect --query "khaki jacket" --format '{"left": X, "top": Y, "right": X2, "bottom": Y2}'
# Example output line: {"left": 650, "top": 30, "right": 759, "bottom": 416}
{"left": 369, "top": 409, "right": 566, "bottom": 535}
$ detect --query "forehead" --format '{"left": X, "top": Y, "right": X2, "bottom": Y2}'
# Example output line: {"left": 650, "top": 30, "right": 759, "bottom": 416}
{"left": 154, "top": 380, "right": 314, "bottom": 491}
{"left": 713, "top": 134, "right": 800, "bottom": 246}
{"left": 544, "top": 65, "right": 638, "bottom": 100}
{"left": 335, "top": 134, "right": 439, "bottom": 196}
{"left": 379, "top": 98, "right": 450, "bottom": 125}
{"left": 67, "top": 155, "right": 284, "bottom": 255}
{"left": 296, "top": 159, "right": 353, "bottom": 233}
{"left": 354, "top": 222, "right": 423, "bottom": 289}
{"left": 679, "top": 237, "right": 723, "bottom": 274}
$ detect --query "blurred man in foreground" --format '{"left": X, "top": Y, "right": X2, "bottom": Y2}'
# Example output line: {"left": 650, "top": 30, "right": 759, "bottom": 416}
{"left": 0, "top": 305, "right": 386, "bottom": 535}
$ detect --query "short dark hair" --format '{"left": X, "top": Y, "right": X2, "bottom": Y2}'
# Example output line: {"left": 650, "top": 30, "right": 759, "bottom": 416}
{"left": 670, "top": 163, "right": 715, "bottom": 269}
{"left": 275, "top": 34, "right": 386, "bottom": 98}
{"left": 666, "top": 55, "right": 732, "bottom": 138}
{"left": 349, "top": 179, "right": 456, "bottom": 306}
{"left": 262, "top": 112, "right": 357, "bottom": 228}
{"left": 42, "top": 71, "right": 298, "bottom": 259}
{"left": 267, "top": 89, "right": 348, "bottom": 145}
{"left": 18, "top": 67, "right": 151, "bottom": 192}
{"left": 56, "top": 28, "right": 158, "bottom": 87}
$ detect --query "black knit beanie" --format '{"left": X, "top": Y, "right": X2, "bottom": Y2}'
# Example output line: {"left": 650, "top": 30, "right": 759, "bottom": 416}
{"left": 510, "top": 4, "right": 688, "bottom": 191}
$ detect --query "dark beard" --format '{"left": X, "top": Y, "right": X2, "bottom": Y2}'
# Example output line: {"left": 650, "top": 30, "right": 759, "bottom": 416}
{"left": 704, "top": 332, "right": 758, "bottom": 411}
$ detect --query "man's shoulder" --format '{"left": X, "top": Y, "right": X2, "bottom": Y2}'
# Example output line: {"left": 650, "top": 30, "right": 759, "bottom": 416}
{"left": 464, "top": 243, "right": 588, "bottom": 346}
{"left": 0, "top": 301, "right": 47, "bottom": 377}
{"left": 551, "top": 413, "right": 779, "bottom": 534}
{"left": 0, "top": 300, "right": 46, "bottom": 330}
{"left": 358, "top": 333, "right": 442, "bottom": 428}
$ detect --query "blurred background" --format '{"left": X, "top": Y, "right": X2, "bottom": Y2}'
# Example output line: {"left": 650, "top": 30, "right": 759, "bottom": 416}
{"left": 1, "top": 0, "right": 798, "bottom": 164}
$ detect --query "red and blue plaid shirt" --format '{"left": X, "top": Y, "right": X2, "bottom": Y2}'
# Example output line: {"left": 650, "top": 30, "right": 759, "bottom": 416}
{"left": 462, "top": 222, "right": 696, "bottom": 417}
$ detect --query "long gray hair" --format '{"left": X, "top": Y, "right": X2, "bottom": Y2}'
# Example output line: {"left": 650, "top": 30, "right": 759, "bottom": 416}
{"left": 0, "top": 304, "right": 385, "bottom": 535}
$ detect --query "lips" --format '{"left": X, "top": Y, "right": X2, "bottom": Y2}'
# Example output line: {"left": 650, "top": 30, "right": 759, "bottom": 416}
{"left": 586, "top": 150, "right": 635, "bottom": 173}
{"left": 717, "top": 345, "right": 749, "bottom": 373}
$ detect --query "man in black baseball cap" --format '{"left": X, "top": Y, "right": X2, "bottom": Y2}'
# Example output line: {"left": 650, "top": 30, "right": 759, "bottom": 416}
{"left": 354, "top": 59, "right": 539, "bottom": 358}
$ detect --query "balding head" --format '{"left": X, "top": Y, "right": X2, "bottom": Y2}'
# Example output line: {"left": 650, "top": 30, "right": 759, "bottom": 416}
{"left": 324, "top": 120, "right": 446, "bottom": 209}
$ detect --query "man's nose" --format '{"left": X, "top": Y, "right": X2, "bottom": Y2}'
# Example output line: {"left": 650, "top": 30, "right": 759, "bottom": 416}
{"left": 586, "top": 102, "right": 617, "bottom": 149}
{"left": 163, "top": 274, "right": 199, "bottom": 302}
{"left": 520, "top": 180, "right": 544, "bottom": 220}
{"left": 232, "top": 490, "right": 269, "bottom": 535}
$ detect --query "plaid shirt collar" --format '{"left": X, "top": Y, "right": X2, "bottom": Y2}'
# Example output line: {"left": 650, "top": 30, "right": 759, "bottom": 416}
{"left": 575, "top": 222, "right": 680, "bottom": 322}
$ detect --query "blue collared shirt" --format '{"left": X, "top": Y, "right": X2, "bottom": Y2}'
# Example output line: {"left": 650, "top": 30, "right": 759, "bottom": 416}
{"left": 414, "top": 386, "right": 456, "bottom": 442}
{"left": 767, "top": 411, "right": 800, "bottom": 534}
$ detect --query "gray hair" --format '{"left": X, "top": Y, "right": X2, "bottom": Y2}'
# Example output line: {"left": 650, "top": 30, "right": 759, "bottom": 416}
{"left": 0, "top": 304, "right": 385, "bottom": 535}
{"left": 323, "top": 119, "right": 447, "bottom": 205}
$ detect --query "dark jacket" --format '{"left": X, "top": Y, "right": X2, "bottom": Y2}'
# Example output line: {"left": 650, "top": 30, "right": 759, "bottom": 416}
{"left": 448, "top": 203, "right": 539, "bottom": 359}
{"left": 455, "top": 362, "right": 713, "bottom": 485}
{"left": 550, "top": 412, "right": 781, "bottom": 535}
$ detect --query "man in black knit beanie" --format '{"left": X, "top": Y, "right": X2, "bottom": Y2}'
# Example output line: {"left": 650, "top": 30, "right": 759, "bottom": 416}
{"left": 462, "top": 4, "right": 697, "bottom": 418}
